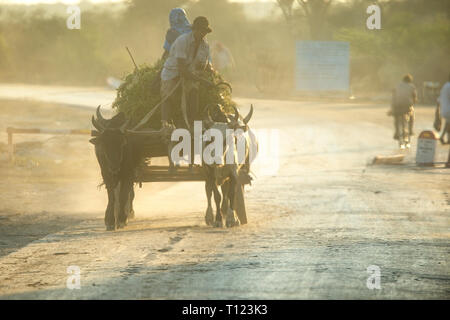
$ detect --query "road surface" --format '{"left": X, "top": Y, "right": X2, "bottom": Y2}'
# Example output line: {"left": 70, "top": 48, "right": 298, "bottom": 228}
{"left": 0, "top": 89, "right": 448, "bottom": 299}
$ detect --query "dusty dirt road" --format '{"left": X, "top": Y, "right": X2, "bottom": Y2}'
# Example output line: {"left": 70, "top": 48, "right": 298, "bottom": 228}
{"left": 0, "top": 97, "right": 448, "bottom": 299}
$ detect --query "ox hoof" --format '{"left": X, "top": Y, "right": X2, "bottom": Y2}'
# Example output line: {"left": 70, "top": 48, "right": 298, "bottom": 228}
{"left": 117, "top": 219, "right": 128, "bottom": 229}
{"left": 106, "top": 225, "right": 116, "bottom": 231}
{"left": 226, "top": 209, "right": 240, "bottom": 228}
{"left": 205, "top": 207, "right": 214, "bottom": 226}
{"left": 214, "top": 219, "right": 223, "bottom": 228}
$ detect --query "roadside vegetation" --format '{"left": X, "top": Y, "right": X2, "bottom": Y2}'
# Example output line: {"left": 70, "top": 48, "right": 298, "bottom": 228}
{"left": 0, "top": 0, "right": 448, "bottom": 96}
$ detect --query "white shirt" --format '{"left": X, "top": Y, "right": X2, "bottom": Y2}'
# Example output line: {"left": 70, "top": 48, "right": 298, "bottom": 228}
{"left": 439, "top": 82, "right": 450, "bottom": 120}
{"left": 212, "top": 46, "right": 234, "bottom": 70}
{"left": 161, "top": 32, "right": 210, "bottom": 81}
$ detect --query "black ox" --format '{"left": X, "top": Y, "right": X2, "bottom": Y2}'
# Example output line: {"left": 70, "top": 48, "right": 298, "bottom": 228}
{"left": 90, "top": 107, "right": 145, "bottom": 231}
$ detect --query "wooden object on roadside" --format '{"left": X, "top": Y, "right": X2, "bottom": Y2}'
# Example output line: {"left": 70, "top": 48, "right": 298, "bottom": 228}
{"left": 6, "top": 127, "right": 91, "bottom": 163}
{"left": 372, "top": 154, "right": 405, "bottom": 165}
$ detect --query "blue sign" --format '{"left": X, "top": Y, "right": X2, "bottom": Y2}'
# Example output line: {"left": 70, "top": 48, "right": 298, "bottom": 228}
{"left": 296, "top": 41, "right": 350, "bottom": 91}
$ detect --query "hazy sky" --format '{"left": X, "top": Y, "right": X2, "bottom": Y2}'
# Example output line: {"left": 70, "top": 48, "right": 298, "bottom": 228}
{"left": 0, "top": 0, "right": 124, "bottom": 3}
{"left": 0, "top": 0, "right": 275, "bottom": 4}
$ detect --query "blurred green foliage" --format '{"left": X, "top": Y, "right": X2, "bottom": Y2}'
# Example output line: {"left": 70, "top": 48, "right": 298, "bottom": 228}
{"left": 112, "top": 58, "right": 236, "bottom": 128}
{"left": 112, "top": 60, "right": 164, "bottom": 126}
{"left": 330, "top": 0, "right": 450, "bottom": 93}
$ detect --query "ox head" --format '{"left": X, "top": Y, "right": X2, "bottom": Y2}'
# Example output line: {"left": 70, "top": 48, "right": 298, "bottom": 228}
{"left": 90, "top": 106, "right": 130, "bottom": 176}
{"left": 203, "top": 104, "right": 253, "bottom": 131}
{"left": 202, "top": 104, "right": 255, "bottom": 167}
{"left": 228, "top": 104, "right": 253, "bottom": 132}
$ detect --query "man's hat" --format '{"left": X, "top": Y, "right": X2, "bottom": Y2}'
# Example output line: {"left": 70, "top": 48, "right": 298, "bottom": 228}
{"left": 192, "top": 16, "right": 212, "bottom": 33}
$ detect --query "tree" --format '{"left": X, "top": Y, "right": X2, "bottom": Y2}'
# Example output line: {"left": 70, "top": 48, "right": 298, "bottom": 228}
{"left": 297, "top": 0, "right": 333, "bottom": 39}
{"left": 276, "top": 0, "right": 295, "bottom": 29}
{"left": 276, "top": 0, "right": 333, "bottom": 39}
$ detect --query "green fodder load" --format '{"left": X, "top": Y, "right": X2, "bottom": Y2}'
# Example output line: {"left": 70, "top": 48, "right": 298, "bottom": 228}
{"left": 112, "top": 59, "right": 236, "bottom": 129}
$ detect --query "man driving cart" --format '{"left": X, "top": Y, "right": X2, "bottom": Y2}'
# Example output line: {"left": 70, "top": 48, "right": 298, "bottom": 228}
{"left": 160, "top": 16, "right": 215, "bottom": 130}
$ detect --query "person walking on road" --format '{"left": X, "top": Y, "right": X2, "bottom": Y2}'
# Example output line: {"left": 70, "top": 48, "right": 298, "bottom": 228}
{"left": 437, "top": 73, "right": 450, "bottom": 167}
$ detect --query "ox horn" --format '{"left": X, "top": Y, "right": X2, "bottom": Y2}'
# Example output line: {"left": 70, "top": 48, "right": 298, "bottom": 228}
{"left": 91, "top": 115, "right": 104, "bottom": 131}
{"left": 232, "top": 106, "right": 239, "bottom": 122}
{"left": 96, "top": 105, "right": 106, "bottom": 123}
{"left": 243, "top": 104, "right": 254, "bottom": 124}
{"left": 207, "top": 109, "right": 214, "bottom": 123}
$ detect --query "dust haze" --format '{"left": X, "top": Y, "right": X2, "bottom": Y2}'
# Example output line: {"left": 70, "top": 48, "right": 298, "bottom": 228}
{"left": 0, "top": 0, "right": 449, "bottom": 301}
{"left": 0, "top": 0, "right": 447, "bottom": 95}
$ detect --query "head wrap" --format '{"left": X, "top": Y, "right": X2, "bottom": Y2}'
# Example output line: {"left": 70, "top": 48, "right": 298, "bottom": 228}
{"left": 169, "top": 8, "right": 191, "bottom": 34}
{"left": 163, "top": 8, "right": 191, "bottom": 52}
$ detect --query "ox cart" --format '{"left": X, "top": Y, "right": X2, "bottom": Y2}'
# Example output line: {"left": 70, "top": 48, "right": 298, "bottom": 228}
{"left": 92, "top": 109, "right": 254, "bottom": 231}
{"left": 91, "top": 61, "right": 256, "bottom": 230}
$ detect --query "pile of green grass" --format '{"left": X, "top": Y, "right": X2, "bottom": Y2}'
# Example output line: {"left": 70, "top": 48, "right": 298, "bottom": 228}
{"left": 112, "top": 59, "right": 236, "bottom": 129}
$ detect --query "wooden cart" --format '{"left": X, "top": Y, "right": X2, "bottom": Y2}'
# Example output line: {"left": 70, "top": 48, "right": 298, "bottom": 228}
{"left": 128, "top": 132, "right": 249, "bottom": 225}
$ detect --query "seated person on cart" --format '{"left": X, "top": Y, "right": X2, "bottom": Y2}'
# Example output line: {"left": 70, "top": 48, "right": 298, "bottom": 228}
{"left": 160, "top": 16, "right": 215, "bottom": 130}
{"left": 161, "top": 8, "right": 192, "bottom": 60}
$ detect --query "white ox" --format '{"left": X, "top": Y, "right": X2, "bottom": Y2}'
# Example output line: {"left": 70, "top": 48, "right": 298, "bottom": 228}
{"left": 202, "top": 104, "right": 257, "bottom": 227}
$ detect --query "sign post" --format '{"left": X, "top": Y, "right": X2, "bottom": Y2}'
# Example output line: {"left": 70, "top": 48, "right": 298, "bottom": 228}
{"left": 416, "top": 130, "right": 439, "bottom": 166}
{"left": 295, "top": 41, "right": 350, "bottom": 93}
